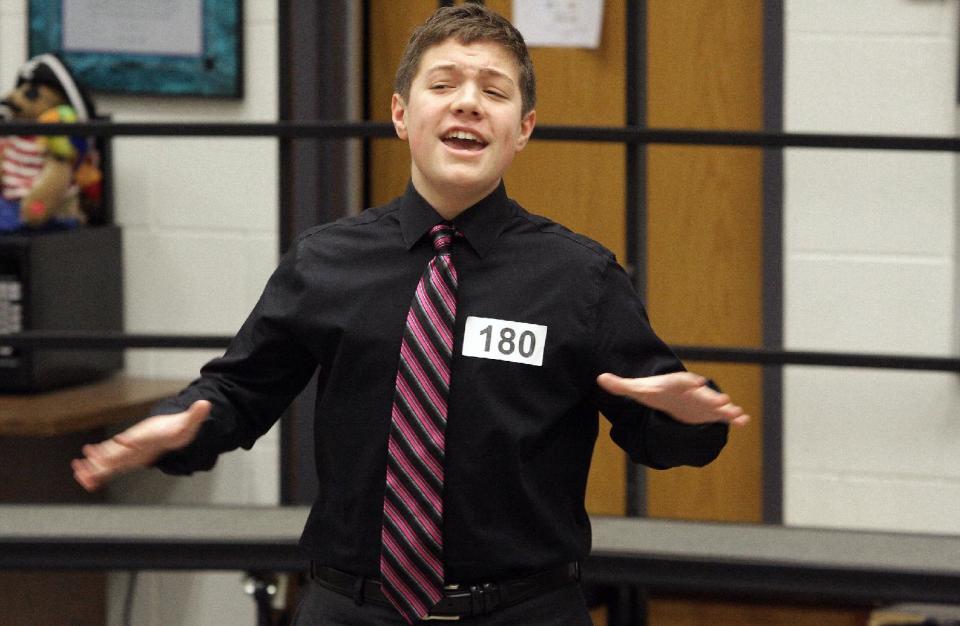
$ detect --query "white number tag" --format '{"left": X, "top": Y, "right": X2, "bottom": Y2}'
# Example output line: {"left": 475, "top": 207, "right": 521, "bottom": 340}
{"left": 462, "top": 316, "right": 547, "bottom": 366}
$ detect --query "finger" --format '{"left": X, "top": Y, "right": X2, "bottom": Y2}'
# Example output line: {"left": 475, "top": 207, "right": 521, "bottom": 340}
{"left": 109, "top": 431, "right": 139, "bottom": 450}
{"left": 722, "top": 401, "right": 741, "bottom": 414}
{"left": 72, "top": 457, "right": 99, "bottom": 478}
{"left": 71, "top": 458, "right": 90, "bottom": 482}
{"left": 660, "top": 372, "right": 708, "bottom": 395}
{"left": 691, "top": 388, "right": 729, "bottom": 407}
{"left": 72, "top": 459, "right": 103, "bottom": 492}
{"left": 80, "top": 438, "right": 144, "bottom": 481}
{"left": 663, "top": 371, "right": 706, "bottom": 387}
{"left": 80, "top": 442, "right": 112, "bottom": 464}
{"left": 83, "top": 438, "right": 128, "bottom": 464}
{"left": 713, "top": 402, "right": 752, "bottom": 428}
{"left": 81, "top": 454, "right": 110, "bottom": 477}
{"left": 714, "top": 402, "right": 743, "bottom": 419}
{"left": 710, "top": 393, "right": 731, "bottom": 407}
{"left": 73, "top": 468, "right": 97, "bottom": 492}
{"left": 683, "top": 373, "right": 708, "bottom": 388}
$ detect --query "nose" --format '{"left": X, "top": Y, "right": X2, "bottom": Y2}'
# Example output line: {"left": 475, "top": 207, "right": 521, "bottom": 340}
{"left": 451, "top": 82, "right": 482, "bottom": 118}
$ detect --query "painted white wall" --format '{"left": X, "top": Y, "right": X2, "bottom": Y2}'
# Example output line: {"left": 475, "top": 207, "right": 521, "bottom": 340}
{"left": 783, "top": 0, "right": 960, "bottom": 533}
{"left": 1, "top": 1, "right": 281, "bottom": 624}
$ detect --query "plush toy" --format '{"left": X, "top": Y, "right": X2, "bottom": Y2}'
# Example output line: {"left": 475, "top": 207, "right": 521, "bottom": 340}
{"left": 0, "top": 54, "right": 101, "bottom": 233}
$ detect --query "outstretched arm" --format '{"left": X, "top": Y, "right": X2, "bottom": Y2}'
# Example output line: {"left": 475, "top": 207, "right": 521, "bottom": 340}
{"left": 72, "top": 236, "right": 319, "bottom": 483}
{"left": 589, "top": 259, "right": 747, "bottom": 468}
{"left": 597, "top": 371, "right": 750, "bottom": 428}
{"left": 71, "top": 400, "right": 210, "bottom": 492}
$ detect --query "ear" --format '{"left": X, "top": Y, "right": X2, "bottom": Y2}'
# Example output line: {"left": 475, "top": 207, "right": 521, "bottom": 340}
{"left": 515, "top": 109, "right": 536, "bottom": 152}
{"left": 391, "top": 93, "right": 408, "bottom": 140}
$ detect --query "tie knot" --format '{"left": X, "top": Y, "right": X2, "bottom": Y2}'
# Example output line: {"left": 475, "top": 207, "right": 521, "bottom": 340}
{"left": 429, "top": 223, "right": 456, "bottom": 255}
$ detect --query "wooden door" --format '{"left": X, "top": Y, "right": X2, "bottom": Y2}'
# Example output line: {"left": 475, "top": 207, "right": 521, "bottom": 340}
{"left": 645, "top": 0, "right": 764, "bottom": 523}
{"left": 367, "top": 0, "right": 629, "bottom": 516}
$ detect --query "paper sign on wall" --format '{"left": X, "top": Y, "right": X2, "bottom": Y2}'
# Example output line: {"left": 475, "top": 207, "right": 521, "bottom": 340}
{"left": 63, "top": 0, "right": 203, "bottom": 56}
{"left": 512, "top": 0, "right": 604, "bottom": 49}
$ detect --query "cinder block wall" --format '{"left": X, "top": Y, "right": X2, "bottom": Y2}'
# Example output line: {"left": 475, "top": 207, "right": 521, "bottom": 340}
{"left": 1, "top": 1, "right": 280, "bottom": 624}
{"left": 783, "top": 0, "right": 960, "bottom": 533}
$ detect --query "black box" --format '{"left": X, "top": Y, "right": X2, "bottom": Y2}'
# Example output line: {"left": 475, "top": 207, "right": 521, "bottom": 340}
{"left": 0, "top": 225, "right": 123, "bottom": 392}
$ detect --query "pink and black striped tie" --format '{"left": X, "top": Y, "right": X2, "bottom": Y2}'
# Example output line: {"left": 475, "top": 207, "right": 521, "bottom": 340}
{"left": 381, "top": 223, "right": 458, "bottom": 623}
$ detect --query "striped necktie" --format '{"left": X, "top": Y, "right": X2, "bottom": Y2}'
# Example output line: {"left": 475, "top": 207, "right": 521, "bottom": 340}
{"left": 381, "top": 223, "right": 458, "bottom": 623}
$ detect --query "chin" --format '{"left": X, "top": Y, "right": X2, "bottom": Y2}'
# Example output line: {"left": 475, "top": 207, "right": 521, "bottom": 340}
{"left": 446, "top": 174, "right": 495, "bottom": 194}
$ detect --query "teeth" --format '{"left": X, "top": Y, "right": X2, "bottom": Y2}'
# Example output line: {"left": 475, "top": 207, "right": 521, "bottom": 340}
{"left": 444, "top": 130, "right": 483, "bottom": 143}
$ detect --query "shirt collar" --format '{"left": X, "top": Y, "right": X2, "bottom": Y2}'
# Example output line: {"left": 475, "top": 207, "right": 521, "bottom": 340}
{"left": 399, "top": 181, "right": 512, "bottom": 258}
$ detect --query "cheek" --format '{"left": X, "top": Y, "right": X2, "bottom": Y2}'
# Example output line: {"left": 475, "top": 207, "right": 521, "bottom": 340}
{"left": 406, "top": 129, "right": 429, "bottom": 159}
{"left": 499, "top": 129, "right": 524, "bottom": 160}
{"left": 496, "top": 150, "right": 518, "bottom": 172}
{"left": 405, "top": 115, "right": 438, "bottom": 154}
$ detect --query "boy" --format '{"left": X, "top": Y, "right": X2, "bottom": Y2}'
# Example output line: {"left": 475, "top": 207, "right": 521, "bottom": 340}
{"left": 73, "top": 5, "right": 747, "bottom": 624}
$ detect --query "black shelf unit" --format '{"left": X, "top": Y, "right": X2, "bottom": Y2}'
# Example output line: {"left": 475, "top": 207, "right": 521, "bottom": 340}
{"left": 0, "top": 225, "right": 123, "bottom": 392}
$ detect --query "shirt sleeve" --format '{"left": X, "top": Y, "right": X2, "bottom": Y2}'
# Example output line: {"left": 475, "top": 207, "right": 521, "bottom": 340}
{"left": 154, "top": 238, "right": 319, "bottom": 475}
{"left": 589, "top": 257, "right": 728, "bottom": 470}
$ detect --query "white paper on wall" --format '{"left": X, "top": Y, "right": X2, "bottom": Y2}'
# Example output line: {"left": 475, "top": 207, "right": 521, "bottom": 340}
{"left": 63, "top": 0, "right": 203, "bottom": 56}
{"left": 512, "top": 0, "right": 604, "bottom": 49}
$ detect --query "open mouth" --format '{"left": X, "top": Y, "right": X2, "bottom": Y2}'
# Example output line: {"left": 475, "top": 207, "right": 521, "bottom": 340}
{"left": 442, "top": 130, "right": 487, "bottom": 152}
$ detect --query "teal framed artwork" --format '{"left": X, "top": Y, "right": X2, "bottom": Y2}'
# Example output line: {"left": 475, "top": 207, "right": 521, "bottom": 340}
{"left": 29, "top": 0, "right": 243, "bottom": 98}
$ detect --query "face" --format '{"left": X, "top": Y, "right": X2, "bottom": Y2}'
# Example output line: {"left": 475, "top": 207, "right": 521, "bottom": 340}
{"left": 0, "top": 82, "right": 64, "bottom": 120}
{"left": 392, "top": 38, "right": 536, "bottom": 215}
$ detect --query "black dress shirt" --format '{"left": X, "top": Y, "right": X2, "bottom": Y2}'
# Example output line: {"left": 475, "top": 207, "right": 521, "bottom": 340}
{"left": 155, "top": 182, "right": 727, "bottom": 583}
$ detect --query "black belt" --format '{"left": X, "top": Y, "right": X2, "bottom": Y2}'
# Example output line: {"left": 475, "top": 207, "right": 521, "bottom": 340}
{"left": 310, "top": 561, "right": 581, "bottom": 620}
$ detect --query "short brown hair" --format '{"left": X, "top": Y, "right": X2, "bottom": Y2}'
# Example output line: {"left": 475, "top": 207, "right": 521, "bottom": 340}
{"left": 394, "top": 4, "right": 536, "bottom": 116}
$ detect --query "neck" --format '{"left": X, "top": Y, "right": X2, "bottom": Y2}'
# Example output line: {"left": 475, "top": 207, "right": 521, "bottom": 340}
{"left": 431, "top": 202, "right": 470, "bottom": 221}
{"left": 412, "top": 176, "right": 500, "bottom": 220}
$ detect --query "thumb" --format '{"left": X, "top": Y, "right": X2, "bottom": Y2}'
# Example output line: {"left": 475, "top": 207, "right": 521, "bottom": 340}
{"left": 596, "top": 372, "right": 633, "bottom": 397}
{"left": 169, "top": 400, "right": 212, "bottom": 448}
{"left": 598, "top": 371, "right": 708, "bottom": 398}
{"left": 113, "top": 399, "right": 211, "bottom": 451}
{"left": 185, "top": 399, "right": 212, "bottom": 424}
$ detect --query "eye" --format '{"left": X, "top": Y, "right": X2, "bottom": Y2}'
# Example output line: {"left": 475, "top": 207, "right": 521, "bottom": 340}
{"left": 430, "top": 83, "right": 451, "bottom": 91}
{"left": 484, "top": 89, "right": 506, "bottom": 99}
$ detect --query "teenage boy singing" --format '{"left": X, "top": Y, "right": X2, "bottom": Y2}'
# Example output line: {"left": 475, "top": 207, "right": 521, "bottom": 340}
{"left": 74, "top": 6, "right": 748, "bottom": 624}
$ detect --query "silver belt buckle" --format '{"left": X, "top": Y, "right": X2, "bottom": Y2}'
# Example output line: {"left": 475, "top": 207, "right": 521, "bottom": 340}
{"left": 422, "top": 584, "right": 463, "bottom": 620}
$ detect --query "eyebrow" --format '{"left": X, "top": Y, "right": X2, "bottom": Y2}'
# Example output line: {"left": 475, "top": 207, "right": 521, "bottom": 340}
{"left": 425, "top": 63, "right": 516, "bottom": 84}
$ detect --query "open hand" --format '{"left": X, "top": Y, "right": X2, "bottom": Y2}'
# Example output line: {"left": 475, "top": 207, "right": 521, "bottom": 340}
{"left": 71, "top": 400, "right": 210, "bottom": 492}
{"left": 597, "top": 372, "right": 749, "bottom": 428}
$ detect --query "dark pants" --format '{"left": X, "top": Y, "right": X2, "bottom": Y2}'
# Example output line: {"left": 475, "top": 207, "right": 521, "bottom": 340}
{"left": 291, "top": 578, "right": 593, "bottom": 625}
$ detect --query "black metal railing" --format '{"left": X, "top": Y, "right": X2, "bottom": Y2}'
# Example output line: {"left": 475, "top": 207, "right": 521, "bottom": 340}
{"left": 1, "top": 120, "right": 957, "bottom": 374}
{"left": 3, "top": 331, "right": 957, "bottom": 373}
{"left": 3, "top": 120, "right": 958, "bottom": 152}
